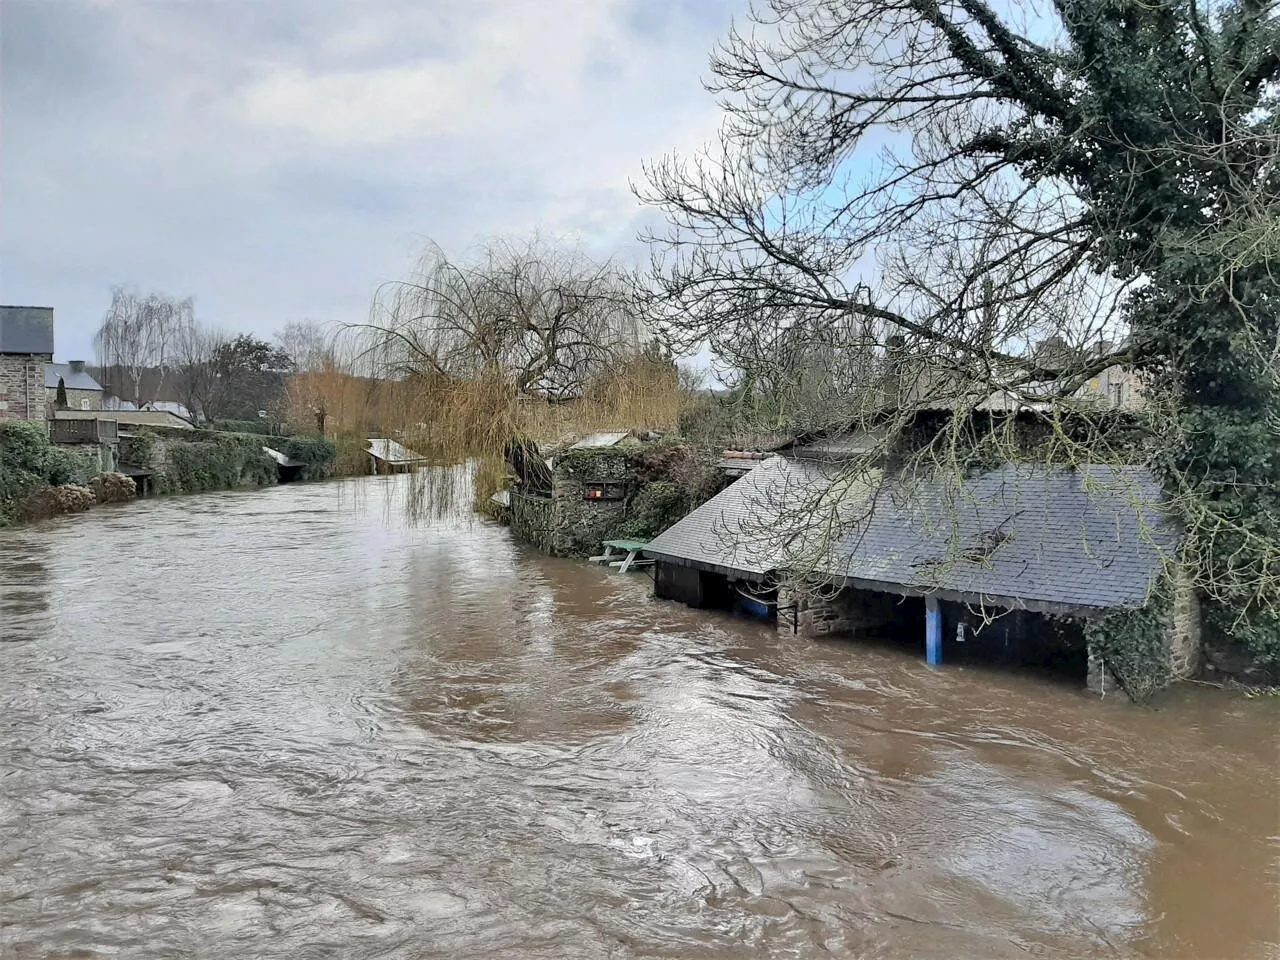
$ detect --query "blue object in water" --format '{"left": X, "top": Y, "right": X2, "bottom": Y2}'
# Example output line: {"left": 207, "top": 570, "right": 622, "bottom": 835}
{"left": 925, "top": 596, "right": 942, "bottom": 666}
{"left": 737, "top": 595, "right": 772, "bottom": 619}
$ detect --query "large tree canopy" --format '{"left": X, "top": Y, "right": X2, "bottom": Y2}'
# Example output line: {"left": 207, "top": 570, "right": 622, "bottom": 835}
{"left": 641, "top": 0, "right": 1279, "bottom": 657}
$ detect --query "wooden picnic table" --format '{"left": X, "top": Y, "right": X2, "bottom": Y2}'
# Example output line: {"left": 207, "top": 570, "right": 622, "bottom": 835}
{"left": 588, "top": 539, "right": 653, "bottom": 573}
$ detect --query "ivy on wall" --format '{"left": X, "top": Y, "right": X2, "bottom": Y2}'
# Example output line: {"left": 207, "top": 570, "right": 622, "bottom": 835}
{"left": 1083, "top": 583, "right": 1175, "bottom": 703}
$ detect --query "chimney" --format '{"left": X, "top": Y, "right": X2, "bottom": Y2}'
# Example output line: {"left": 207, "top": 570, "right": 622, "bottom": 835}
{"left": 882, "top": 334, "right": 907, "bottom": 408}
{"left": 69, "top": 360, "right": 85, "bottom": 374}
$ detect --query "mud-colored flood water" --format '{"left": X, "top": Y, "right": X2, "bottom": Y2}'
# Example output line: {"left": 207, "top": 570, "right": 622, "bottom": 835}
{"left": 1, "top": 475, "right": 1276, "bottom": 959}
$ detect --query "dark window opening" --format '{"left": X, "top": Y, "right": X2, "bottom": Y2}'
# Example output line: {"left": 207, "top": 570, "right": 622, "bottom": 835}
{"left": 938, "top": 601, "right": 1087, "bottom": 683}
{"left": 654, "top": 564, "right": 776, "bottom": 621}
{"left": 584, "top": 481, "right": 626, "bottom": 501}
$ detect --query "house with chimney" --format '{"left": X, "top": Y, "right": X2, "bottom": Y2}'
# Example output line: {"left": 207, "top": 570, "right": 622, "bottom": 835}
{"left": 46, "top": 359, "right": 104, "bottom": 411}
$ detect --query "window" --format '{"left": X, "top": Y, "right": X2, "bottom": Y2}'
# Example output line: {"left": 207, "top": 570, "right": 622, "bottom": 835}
{"left": 80, "top": 398, "right": 91, "bottom": 410}
{"left": 583, "top": 482, "right": 625, "bottom": 501}
{"left": 1109, "top": 382, "right": 1124, "bottom": 408}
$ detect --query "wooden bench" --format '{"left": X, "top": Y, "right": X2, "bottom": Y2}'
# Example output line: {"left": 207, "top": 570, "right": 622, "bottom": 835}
{"left": 588, "top": 539, "right": 654, "bottom": 573}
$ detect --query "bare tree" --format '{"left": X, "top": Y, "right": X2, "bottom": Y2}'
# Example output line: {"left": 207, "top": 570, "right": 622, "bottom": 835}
{"left": 94, "top": 286, "right": 192, "bottom": 406}
{"left": 171, "top": 319, "right": 227, "bottom": 425}
{"left": 366, "top": 236, "right": 648, "bottom": 403}
{"left": 276, "top": 320, "right": 333, "bottom": 374}
{"left": 639, "top": 0, "right": 1279, "bottom": 657}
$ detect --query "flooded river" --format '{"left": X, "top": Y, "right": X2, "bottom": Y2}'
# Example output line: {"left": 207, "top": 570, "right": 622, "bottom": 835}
{"left": 1, "top": 476, "right": 1276, "bottom": 959}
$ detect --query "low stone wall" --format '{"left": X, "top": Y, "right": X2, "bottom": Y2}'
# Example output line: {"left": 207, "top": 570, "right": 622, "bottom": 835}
{"left": 779, "top": 584, "right": 902, "bottom": 639}
{"left": 510, "top": 492, "right": 555, "bottom": 553}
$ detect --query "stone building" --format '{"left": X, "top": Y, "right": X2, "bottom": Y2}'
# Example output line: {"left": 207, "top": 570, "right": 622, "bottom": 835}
{"left": 0, "top": 306, "right": 55, "bottom": 422}
{"left": 508, "top": 433, "right": 638, "bottom": 556}
{"left": 46, "top": 360, "right": 104, "bottom": 411}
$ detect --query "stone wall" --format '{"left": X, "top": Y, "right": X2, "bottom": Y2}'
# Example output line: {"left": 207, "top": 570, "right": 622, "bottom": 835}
{"left": 0, "top": 354, "right": 51, "bottom": 421}
{"left": 1086, "top": 569, "right": 1203, "bottom": 698}
{"left": 780, "top": 584, "right": 902, "bottom": 639}
{"left": 510, "top": 492, "right": 555, "bottom": 553}
{"left": 506, "top": 449, "right": 636, "bottom": 557}
{"left": 49, "top": 387, "right": 103, "bottom": 411}
{"left": 1167, "top": 571, "right": 1202, "bottom": 679}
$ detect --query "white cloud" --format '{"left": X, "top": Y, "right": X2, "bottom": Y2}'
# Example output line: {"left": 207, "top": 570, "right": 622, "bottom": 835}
{"left": 0, "top": 0, "right": 741, "bottom": 359}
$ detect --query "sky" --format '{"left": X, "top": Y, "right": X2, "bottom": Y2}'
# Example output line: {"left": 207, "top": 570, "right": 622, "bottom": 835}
{"left": 0, "top": 0, "right": 745, "bottom": 362}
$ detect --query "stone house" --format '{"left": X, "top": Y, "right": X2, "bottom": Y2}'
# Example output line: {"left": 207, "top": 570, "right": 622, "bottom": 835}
{"left": 0, "top": 306, "right": 55, "bottom": 422}
{"left": 1083, "top": 364, "right": 1145, "bottom": 410}
{"left": 46, "top": 360, "right": 104, "bottom": 411}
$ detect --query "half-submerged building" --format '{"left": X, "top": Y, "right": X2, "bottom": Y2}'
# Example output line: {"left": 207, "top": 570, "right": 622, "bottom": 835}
{"left": 643, "top": 444, "right": 1198, "bottom": 696}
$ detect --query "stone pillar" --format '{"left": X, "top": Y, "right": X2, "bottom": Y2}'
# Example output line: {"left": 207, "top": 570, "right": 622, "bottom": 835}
{"left": 777, "top": 584, "right": 798, "bottom": 635}
{"left": 1167, "top": 570, "right": 1203, "bottom": 681}
{"left": 779, "top": 584, "right": 853, "bottom": 638}
{"left": 1086, "top": 570, "right": 1203, "bottom": 698}
{"left": 806, "top": 590, "right": 855, "bottom": 638}
{"left": 1086, "top": 643, "right": 1110, "bottom": 696}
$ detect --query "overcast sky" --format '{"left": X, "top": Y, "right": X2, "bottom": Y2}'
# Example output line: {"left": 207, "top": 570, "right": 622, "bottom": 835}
{"left": 0, "top": 0, "right": 743, "bottom": 361}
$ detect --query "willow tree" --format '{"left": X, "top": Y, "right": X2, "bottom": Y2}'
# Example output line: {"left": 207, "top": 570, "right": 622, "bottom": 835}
{"left": 363, "top": 236, "right": 674, "bottom": 457}
{"left": 94, "top": 286, "right": 194, "bottom": 408}
{"left": 640, "top": 0, "right": 1278, "bottom": 660}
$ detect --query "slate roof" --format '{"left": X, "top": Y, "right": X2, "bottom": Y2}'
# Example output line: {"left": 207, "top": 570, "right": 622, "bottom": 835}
{"left": 645, "top": 457, "right": 1173, "bottom": 613}
{"left": 367, "top": 438, "right": 428, "bottom": 464}
{"left": 262, "top": 446, "right": 305, "bottom": 468}
{"left": 45, "top": 363, "right": 103, "bottom": 392}
{"left": 0, "top": 306, "right": 54, "bottom": 355}
{"left": 51, "top": 409, "right": 193, "bottom": 429}
{"left": 818, "top": 464, "right": 1172, "bottom": 611}
{"left": 644, "top": 457, "right": 850, "bottom": 579}
{"left": 570, "top": 431, "right": 631, "bottom": 449}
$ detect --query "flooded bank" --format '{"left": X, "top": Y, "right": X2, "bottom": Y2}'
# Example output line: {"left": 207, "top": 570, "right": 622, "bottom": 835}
{"left": 1, "top": 475, "right": 1276, "bottom": 959}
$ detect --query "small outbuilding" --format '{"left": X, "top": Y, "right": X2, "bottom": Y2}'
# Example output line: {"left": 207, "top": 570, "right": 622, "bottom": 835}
{"left": 644, "top": 452, "right": 1196, "bottom": 695}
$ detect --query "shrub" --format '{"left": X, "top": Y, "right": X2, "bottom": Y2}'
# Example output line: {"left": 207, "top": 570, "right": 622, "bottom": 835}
{"left": 118, "top": 429, "right": 157, "bottom": 469}
{"left": 332, "top": 434, "right": 373, "bottom": 477}
{"left": 273, "top": 435, "right": 337, "bottom": 481}
{"left": 89, "top": 472, "right": 137, "bottom": 504}
{"left": 20, "top": 484, "right": 95, "bottom": 521}
{"left": 44, "top": 446, "right": 98, "bottom": 486}
{"left": 621, "top": 480, "right": 688, "bottom": 539}
{"left": 0, "top": 421, "right": 50, "bottom": 504}
{"left": 164, "top": 435, "right": 278, "bottom": 493}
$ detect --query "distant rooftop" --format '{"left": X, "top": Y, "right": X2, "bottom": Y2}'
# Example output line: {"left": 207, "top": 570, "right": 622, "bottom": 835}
{"left": 45, "top": 362, "right": 102, "bottom": 392}
{"left": 0, "top": 306, "right": 54, "bottom": 355}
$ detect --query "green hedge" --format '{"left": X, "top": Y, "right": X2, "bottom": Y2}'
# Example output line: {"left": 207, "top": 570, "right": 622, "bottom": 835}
{"left": 159, "top": 433, "right": 278, "bottom": 494}
{"left": 0, "top": 421, "right": 98, "bottom": 526}
{"left": 210, "top": 418, "right": 274, "bottom": 436}
{"left": 272, "top": 436, "right": 337, "bottom": 481}
{"left": 120, "top": 426, "right": 336, "bottom": 492}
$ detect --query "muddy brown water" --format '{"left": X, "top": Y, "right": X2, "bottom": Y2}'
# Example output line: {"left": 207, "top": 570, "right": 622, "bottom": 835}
{"left": 1, "top": 475, "right": 1276, "bottom": 959}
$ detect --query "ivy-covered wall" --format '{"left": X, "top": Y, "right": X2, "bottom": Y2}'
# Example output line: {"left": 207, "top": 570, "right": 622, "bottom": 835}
{"left": 506, "top": 441, "right": 725, "bottom": 557}
{"left": 1084, "top": 570, "right": 1204, "bottom": 701}
{"left": 0, "top": 421, "right": 113, "bottom": 526}
{"left": 118, "top": 426, "right": 336, "bottom": 494}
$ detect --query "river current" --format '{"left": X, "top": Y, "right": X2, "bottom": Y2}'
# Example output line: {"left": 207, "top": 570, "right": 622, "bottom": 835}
{"left": 1, "top": 476, "right": 1276, "bottom": 958}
